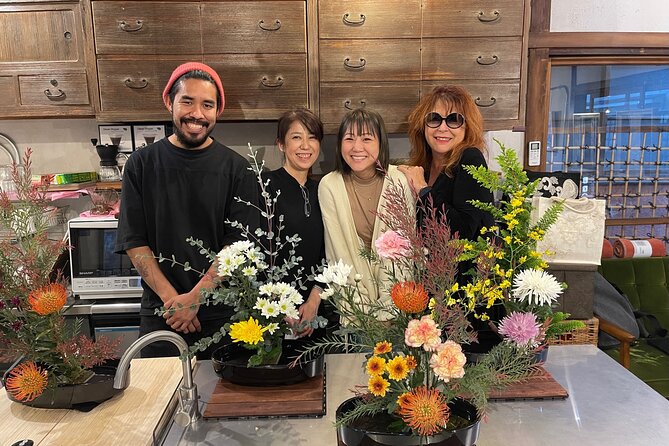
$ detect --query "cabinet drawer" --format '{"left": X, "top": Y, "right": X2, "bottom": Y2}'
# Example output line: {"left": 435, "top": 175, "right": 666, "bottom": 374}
{"left": 422, "top": 81, "right": 520, "bottom": 121}
{"left": 320, "top": 40, "right": 420, "bottom": 82}
{"left": 205, "top": 54, "right": 308, "bottom": 119}
{"left": 319, "top": 0, "right": 421, "bottom": 39}
{"left": 422, "top": 0, "right": 525, "bottom": 37}
{"left": 422, "top": 37, "right": 522, "bottom": 80}
{"left": 319, "top": 82, "right": 419, "bottom": 132}
{"left": 203, "top": 1, "right": 305, "bottom": 54}
{"left": 97, "top": 58, "right": 193, "bottom": 114}
{"left": 93, "top": 2, "right": 201, "bottom": 54}
{"left": 0, "top": 76, "right": 18, "bottom": 109}
{"left": 0, "top": 4, "right": 80, "bottom": 63}
{"left": 19, "top": 73, "right": 89, "bottom": 106}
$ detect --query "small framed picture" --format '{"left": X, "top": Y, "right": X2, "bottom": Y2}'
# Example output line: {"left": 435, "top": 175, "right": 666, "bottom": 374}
{"left": 98, "top": 125, "right": 133, "bottom": 153}
{"left": 133, "top": 124, "right": 166, "bottom": 150}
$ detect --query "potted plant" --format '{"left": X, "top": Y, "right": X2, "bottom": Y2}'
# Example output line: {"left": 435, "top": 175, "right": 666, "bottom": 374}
{"left": 0, "top": 149, "right": 119, "bottom": 408}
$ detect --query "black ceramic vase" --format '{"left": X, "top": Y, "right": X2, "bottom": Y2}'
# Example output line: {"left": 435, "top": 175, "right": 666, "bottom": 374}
{"left": 2, "top": 358, "right": 122, "bottom": 411}
{"left": 336, "top": 397, "right": 480, "bottom": 446}
{"left": 211, "top": 339, "right": 324, "bottom": 386}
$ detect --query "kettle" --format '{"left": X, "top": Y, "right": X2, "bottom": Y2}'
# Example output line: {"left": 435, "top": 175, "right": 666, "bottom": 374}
{"left": 91, "top": 139, "right": 128, "bottom": 182}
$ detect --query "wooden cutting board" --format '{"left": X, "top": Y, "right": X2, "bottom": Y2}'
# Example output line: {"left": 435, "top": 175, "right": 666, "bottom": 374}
{"left": 1, "top": 357, "right": 185, "bottom": 446}
{"left": 488, "top": 367, "right": 568, "bottom": 400}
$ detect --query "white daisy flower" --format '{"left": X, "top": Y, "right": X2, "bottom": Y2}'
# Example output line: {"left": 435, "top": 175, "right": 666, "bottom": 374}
{"left": 265, "top": 322, "right": 279, "bottom": 334}
{"left": 261, "top": 301, "right": 281, "bottom": 318}
{"left": 254, "top": 298, "right": 270, "bottom": 312}
{"left": 242, "top": 266, "right": 257, "bottom": 277}
{"left": 315, "top": 259, "right": 352, "bottom": 286}
{"left": 259, "top": 283, "right": 274, "bottom": 297}
{"left": 512, "top": 269, "right": 563, "bottom": 306}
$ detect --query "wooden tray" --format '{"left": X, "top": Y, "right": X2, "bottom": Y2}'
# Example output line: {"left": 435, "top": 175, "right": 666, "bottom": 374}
{"left": 488, "top": 367, "right": 568, "bottom": 400}
{"left": 204, "top": 372, "right": 326, "bottom": 419}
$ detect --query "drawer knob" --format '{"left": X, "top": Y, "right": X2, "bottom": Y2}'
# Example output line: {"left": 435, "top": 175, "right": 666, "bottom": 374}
{"left": 477, "top": 10, "right": 500, "bottom": 23}
{"left": 342, "top": 13, "right": 366, "bottom": 26}
{"left": 344, "top": 99, "right": 366, "bottom": 110}
{"left": 44, "top": 88, "right": 66, "bottom": 101}
{"left": 261, "top": 76, "right": 284, "bottom": 88}
{"left": 124, "top": 78, "right": 149, "bottom": 89}
{"left": 258, "top": 19, "right": 281, "bottom": 31}
{"left": 475, "top": 96, "right": 497, "bottom": 107}
{"left": 119, "top": 20, "right": 144, "bottom": 32}
{"left": 343, "top": 57, "right": 367, "bottom": 70}
{"left": 476, "top": 55, "right": 499, "bottom": 65}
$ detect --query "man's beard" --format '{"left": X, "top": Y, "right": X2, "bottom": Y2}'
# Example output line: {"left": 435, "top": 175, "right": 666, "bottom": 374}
{"left": 173, "top": 118, "right": 214, "bottom": 149}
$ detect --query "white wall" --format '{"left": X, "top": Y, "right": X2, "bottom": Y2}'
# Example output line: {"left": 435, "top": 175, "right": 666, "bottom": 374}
{"left": 551, "top": 0, "right": 669, "bottom": 32}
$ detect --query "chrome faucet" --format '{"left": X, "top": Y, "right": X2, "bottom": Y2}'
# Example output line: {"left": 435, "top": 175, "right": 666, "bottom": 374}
{"left": 114, "top": 330, "right": 201, "bottom": 426}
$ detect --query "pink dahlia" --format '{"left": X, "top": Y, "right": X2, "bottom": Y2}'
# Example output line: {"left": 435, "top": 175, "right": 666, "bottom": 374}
{"left": 499, "top": 311, "right": 541, "bottom": 346}
{"left": 405, "top": 315, "right": 442, "bottom": 351}
{"left": 375, "top": 230, "right": 411, "bottom": 260}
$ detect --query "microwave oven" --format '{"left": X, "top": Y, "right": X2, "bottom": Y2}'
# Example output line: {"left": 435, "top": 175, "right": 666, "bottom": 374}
{"left": 68, "top": 217, "right": 143, "bottom": 299}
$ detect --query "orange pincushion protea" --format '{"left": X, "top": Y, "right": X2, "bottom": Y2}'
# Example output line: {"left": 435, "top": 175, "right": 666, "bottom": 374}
{"left": 5, "top": 361, "right": 49, "bottom": 402}
{"left": 398, "top": 386, "right": 450, "bottom": 436}
{"left": 390, "top": 281, "right": 429, "bottom": 313}
{"left": 28, "top": 283, "right": 68, "bottom": 315}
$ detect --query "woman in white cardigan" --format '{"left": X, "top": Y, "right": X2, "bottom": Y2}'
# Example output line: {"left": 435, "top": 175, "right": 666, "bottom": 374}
{"left": 318, "top": 108, "right": 414, "bottom": 320}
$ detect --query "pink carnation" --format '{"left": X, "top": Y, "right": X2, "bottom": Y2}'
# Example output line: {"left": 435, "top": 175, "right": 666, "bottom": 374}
{"left": 405, "top": 315, "right": 442, "bottom": 351}
{"left": 430, "top": 341, "right": 466, "bottom": 382}
{"left": 499, "top": 311, "right": 541, "bottom": 346}
{"left": 375, "top": 230, "right": 411, "bottom": 260}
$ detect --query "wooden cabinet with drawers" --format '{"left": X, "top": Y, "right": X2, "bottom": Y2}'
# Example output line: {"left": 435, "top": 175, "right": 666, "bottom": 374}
{"left": 0, "top": 0, "right": 96, "bottom": 118}
{"left": 91, "top": 0, "right": 309, "bottom": 121}
{"left": 315, "top": 0, "right": 529, "bottom": 132}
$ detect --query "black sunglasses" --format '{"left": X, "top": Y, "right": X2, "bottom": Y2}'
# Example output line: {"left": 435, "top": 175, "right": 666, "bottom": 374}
{"left": 300, "top": 185, "right": 311, "bottom": 218}
{"left": 425, "top": 112, "right": 465, "bottom": 129}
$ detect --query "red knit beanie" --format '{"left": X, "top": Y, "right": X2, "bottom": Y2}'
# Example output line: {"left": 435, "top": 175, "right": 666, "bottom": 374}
{"left": 162, "top": 62, "right": 225, "bottom": 116}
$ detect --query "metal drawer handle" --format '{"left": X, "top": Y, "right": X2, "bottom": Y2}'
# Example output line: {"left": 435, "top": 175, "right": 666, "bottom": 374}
{"left": 124, "top": 78, "right": 148, "bottom": 89}
{"left": 476, "top": 55, "right": 499, "bottom": 65}
{"left": 342, "top": 13, "right": 366, "bottom": 26}
{"left": 261, "top": 76, "right": 284, "bottom": 87}
{"left": 344, "top": 57, "right": 366, "bottom": 69}
{"left": 475, "top": 96, "right": 497, "bottom": 107}
{"left": 478, "top": 10, "right": 500, "bottom": 22}
{"left": 44, "top": 88, "right": 66, "bottom": 100}
{"left": 344, "top": 99, "right": 366, "bottom": 110}
{"left": 258, "top": 19, "right": 281, "bottom": 31}
{"left": 119, "top": 19, "right": 144, "bottom": 32}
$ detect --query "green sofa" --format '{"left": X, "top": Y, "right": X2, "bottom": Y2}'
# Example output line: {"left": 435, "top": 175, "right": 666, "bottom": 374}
{"left": 599, "top": 257, "right": 669, "bottom": 398}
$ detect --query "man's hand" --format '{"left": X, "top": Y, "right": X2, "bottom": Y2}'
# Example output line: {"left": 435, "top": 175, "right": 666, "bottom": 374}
{"left": 164, "top": 292, "right": 201, "bottom": 333}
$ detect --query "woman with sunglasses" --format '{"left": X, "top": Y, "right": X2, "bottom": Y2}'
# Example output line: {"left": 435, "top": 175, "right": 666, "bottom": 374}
{"left": 319, "top": 108, "right": 413, "bottom": 318}
{"left": 399, "top": 85, "right": 494, "bottom": 240}
{"left": 263, "top": 107, "right": 329, "bottom": 337}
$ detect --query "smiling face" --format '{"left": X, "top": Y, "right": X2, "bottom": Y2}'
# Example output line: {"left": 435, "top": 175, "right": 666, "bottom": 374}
{"left": 279, "top": 120, "right": 321, "bottom": 177}
{"left": 424, "top": 101, "right": 466, "bottom": 162}
{"left": 167, "top": 78, "right": 218, "bottom": 149}
{"left": 340, "top": 125, "right": 380, "bottom": 178}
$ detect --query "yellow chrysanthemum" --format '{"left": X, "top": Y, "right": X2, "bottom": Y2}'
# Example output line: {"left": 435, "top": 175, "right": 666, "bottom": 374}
{"left": 386, "top": 356, "right": 410, "bottom": 381}
{"left": 228, "top": 317, "right": 268, "bottom": 345}
{"left": 368, "top": 374, "right": 390, "bottom": 397}
{"left": 366, "top": 356, "right": 386, "bottom": 376}
{"left": 405, "top": 355, "right": 418, "bottom": 370}
{"left": 399, "top": 386, "right": 450, "bottom": 436}
{"left": 28, "top": 283, "right": 68, "bottom": 316}
{"left": 5, "top": 361, "right": 48, "bottom": 402}
{"left": 374, "top": 341, "right": 392, "bottom": 355}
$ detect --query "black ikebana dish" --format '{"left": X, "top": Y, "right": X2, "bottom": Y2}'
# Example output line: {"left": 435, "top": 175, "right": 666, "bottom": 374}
{"left": 211, "top": 339, "right": 324, "bottom": 386}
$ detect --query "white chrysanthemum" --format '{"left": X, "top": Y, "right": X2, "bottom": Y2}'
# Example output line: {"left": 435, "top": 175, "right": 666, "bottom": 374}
{"left": 286, "top": 289, "right": 303, "bottom": 305}
{"left": 273, "top": 282, "right": 293, "bottom": 297}
{"left": 254, "top": 298, "right": 270, "bottom": 312}
{"left": 254, "top": 260, "right": 268, "bottom": 271}
{"left": 261, "top": 301, "right": 281, "bottom": 318}
{"left": 265, "top": 322, "right": 279, "bottom": 334}
{"left": 512, "top": 269, "right": 563, "bottom": 306}
{"left": 259, "top": 283, "right": 275, "bottom": 297}
{"left": 217, "top": 250, "right": 244, "bottom": 276}
{"left": 284, "top": 306, "right": 300, "bottom": 320}
{"left": 315, "top": 259, "right": 352, "bottom": 286}
{"left": 242, "top": 266, "right": 257, "bottom": 277}
{"left": 320, "top": 287, "right": 335, "bottom": 300}
{"left": 230, "top": 240, "right": 254, "bottom": 253}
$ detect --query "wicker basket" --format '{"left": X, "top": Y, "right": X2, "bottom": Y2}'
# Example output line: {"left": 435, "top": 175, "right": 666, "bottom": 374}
{"left": 547, "top": 317, "right": 599, "bottom": 346}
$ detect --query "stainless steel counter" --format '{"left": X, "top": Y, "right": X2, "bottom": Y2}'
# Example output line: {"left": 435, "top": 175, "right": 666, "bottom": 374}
{"left": 164, "top": 345, "right": 669, "bottom": 445}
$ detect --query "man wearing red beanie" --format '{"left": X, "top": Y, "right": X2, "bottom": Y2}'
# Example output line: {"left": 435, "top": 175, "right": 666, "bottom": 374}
{"left": 116, "top": 62, "right": 259, "bottom": 358}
